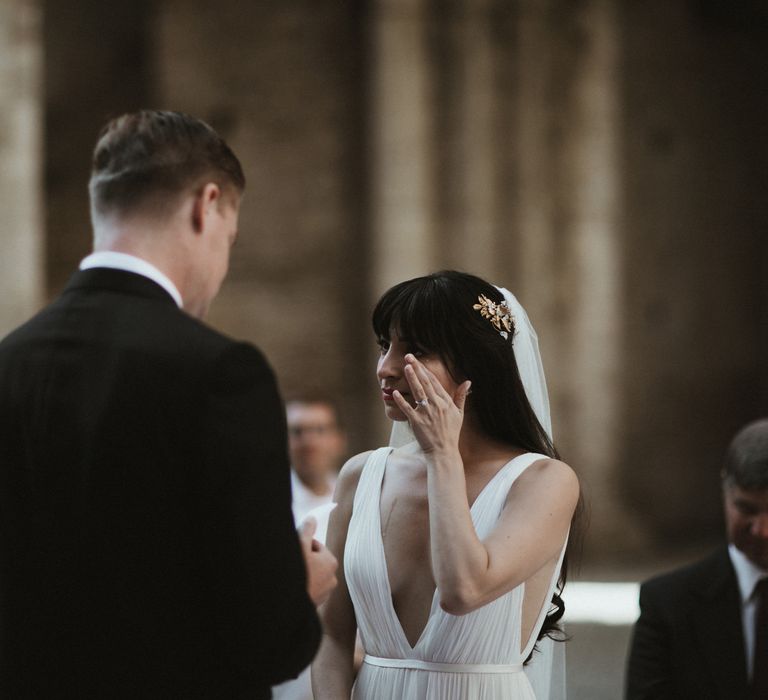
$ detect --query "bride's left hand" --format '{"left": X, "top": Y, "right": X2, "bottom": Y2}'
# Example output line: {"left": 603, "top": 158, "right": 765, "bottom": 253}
{"left": 392, "top": 354, "right": 472, "bottom": 456}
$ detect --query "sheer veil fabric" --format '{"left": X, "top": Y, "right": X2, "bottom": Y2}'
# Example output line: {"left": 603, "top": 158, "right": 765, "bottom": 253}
{"left": 388, "top": 287, "right": 566, "bottom": 699}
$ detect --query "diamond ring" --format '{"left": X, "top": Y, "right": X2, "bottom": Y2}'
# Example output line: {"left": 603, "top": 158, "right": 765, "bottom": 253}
{"left": 415, "top": 398, "right": 429, "bottom": 409}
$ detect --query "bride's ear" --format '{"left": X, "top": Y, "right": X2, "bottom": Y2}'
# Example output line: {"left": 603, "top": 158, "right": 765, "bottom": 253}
{"left": 455, "top": 381, "right": 472, "bottom": 411}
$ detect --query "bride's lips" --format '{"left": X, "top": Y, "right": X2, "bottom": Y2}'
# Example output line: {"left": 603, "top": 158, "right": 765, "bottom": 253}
{"left": 381, "top": 388, "right": 408, "bottom": 402}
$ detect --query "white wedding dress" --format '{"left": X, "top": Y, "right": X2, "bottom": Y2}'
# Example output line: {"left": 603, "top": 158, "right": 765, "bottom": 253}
{"left": 345, "top": 447, "right": 568, "bottom": 699}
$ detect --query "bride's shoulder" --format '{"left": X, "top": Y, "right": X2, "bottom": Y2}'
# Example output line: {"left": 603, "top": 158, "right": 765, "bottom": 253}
{"left": 333, "top": 450, "right": 375, "bottom": 504}
{"left": 514, "top": 456, "right": 580, "bottom": 503}
{"left": 338, "top": 450, "right": 374, "bottom": 480}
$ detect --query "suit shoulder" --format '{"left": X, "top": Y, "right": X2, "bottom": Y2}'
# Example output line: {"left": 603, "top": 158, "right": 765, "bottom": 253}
{"left": 641, "top": 548, "right": 729, "bottom": 602}
{"left": 146, "top": 310, "right": 270, "bottom": 372}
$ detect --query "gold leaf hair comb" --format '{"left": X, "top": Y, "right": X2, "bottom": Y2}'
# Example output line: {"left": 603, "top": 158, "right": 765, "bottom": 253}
{"left": 472, "top": 294, "right": 514, "bottom": 339}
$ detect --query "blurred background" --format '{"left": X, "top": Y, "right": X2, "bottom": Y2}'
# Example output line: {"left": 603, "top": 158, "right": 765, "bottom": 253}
{"left": 2, "top": 0, "right": 767, "bottom": 696}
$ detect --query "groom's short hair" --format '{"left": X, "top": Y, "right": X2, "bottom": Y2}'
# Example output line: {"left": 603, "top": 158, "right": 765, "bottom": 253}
{"left": 89, "top": 110, "right": 245, "bottom": 222}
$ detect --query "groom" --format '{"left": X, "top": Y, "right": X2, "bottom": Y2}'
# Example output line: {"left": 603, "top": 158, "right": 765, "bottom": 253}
{"left": 0, "top": 111, "right": 336, "bottom": 699}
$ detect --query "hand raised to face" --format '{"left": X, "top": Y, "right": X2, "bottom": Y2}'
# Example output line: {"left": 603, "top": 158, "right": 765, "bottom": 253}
{"left": 392, "top": 354, "right": 471, "bottom": 456}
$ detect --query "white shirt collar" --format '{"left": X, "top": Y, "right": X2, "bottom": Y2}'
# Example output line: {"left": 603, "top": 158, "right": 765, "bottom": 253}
{"left": 728, "top": 543, "right": 768, "bottom": 603}
{"left": 79, "top": 251, "right": 183, "bottom": 309}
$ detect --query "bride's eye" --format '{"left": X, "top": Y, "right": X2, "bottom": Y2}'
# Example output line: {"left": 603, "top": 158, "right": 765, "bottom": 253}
{"left": 377, "top": 338, "right": 390, "bottom": 354}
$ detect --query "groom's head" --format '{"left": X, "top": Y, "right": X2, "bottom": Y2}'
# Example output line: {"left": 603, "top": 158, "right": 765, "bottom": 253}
{"left": 89, "top": 110, "right": 244, "bottom": 225}
{"left": 88, "top": 111, "right": 245, "bottom": 318}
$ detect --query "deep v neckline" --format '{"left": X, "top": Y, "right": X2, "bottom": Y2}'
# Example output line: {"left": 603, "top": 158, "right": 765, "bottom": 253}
{"left": 375, "top": 449, "right": 528, "bottom": 653}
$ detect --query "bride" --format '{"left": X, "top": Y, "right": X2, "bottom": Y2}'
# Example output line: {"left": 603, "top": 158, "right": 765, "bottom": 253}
{"left": 312, "top": 271, "right": 579, "bottom": 699}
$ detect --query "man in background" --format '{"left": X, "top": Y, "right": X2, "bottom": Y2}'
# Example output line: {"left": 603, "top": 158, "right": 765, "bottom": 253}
{"left": 626, "top": 418, "right": 768, "bottom": 699}
{"left": 0, "top": 111, "right": 336, "bottom": 699}
{"left": 286, "top": 395, "right": 347, "bottom": 526}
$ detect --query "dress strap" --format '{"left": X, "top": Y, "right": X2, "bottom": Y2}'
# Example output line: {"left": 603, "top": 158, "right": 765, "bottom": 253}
{"left": 351, "top": 447, "right": 394, "bottom": 515}
{"left": 499, "top": 452, "right": 550, "bottom": 488}
{"left": 363, "top": 655, "right": 523, "bottom": 675}
{"left": 470, "top": 452, "right": 550, "bottom": 535}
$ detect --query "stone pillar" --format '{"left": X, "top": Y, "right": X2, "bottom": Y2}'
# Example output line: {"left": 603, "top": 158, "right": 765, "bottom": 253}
{"left": 453, "top": 4, "right": 497, "bottom": 274}
{"left": 427, "top": 0, "right": 500, "bottom": 275}
{"left": 0, "top": 0, "right": 43, "bottom": 336}
{"left": 369, "top": 0, "right": 436, "bottom": 295}
{"left": 515, "top": 0, "right": 646, "bottom": 555}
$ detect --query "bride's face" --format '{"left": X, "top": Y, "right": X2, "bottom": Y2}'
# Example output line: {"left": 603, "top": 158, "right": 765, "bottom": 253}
{"left": 376, "top": 331, "right": 461, "bottom": 422}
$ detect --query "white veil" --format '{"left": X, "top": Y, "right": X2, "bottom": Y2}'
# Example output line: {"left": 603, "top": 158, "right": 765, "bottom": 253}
{"left": 388, "top": 285, "right": 566, "bottom": 699}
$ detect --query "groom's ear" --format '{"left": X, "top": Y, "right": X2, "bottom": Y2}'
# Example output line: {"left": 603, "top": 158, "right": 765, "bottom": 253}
{"left": 190, "top": 183, "right": 221, "bottom": 234}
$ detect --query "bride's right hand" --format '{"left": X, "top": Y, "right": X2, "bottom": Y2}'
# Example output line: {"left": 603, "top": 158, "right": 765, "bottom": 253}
{"left": 299, "top": 517, "right": 338, "bottom": 606}
{"left": 394, "top": 354, "right": 471, "bottom": 457}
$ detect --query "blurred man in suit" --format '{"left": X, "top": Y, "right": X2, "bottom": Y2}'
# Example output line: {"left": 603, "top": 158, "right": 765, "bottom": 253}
{"left": 626, "top": 418, "right": 768, "bottom": 700}
{"left": 0, "top": 110, "right": 336, "bottom": 700}
{"left": 286, "top": 396, "right": 346, "bottom": 527}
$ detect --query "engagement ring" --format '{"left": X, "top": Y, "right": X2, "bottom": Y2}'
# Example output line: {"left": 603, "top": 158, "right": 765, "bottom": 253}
{"left": 415, "top": 398, "right": 429, "bottom": 409}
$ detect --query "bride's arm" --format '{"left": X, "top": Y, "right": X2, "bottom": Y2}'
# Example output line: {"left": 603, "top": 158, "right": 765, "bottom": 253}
{"left": 394, "top": 356, "right": 579, "bottom": 615}
{"left": 428, "top": 451, "right": 577, "bottom": 614}
{"left": 311, "top": 453, "right": 369, "bottom": 699}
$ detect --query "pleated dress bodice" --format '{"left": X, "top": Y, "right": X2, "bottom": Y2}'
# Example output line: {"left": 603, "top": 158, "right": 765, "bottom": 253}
{"left": 344, "top": 447, "right": 567, "bottom": 699}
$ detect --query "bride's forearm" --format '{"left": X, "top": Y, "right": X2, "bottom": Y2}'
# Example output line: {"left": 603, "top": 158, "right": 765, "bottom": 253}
{"left": 311, "top": 631, "right": 355, "bottom": 699}
{"left": 426, "top": 450, "right": 491, "bottom": 614}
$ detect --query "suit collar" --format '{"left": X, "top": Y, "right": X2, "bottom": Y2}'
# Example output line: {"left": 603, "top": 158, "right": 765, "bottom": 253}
{"left": 63, "top": 267, "right": 181, "bottom": 308}
{"left": 79, "top": 252, "right": 183, "bottom": 308}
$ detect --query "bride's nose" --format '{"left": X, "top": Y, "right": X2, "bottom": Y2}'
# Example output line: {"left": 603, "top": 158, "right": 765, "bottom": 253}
{"left": 377, "top": 347, "right": 402, "bottom": 381}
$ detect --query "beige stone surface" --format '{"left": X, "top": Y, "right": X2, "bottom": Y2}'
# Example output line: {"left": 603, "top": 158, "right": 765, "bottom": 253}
{"left": 0, "top": 0, "right": 43, "bottom": 336}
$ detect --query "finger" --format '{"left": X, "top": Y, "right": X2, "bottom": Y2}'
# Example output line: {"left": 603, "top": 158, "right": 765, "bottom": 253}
{"left": 407, "top": 355, "right": 449, "bottom": 403}
{"left": 454, "top": 380, "right": 472, "bottom": 412}
{"left": 403, "top": 363, "right": 428, "bottom": 404}
{"left": 392, "top": 389, "right": 416, "bottom": 417}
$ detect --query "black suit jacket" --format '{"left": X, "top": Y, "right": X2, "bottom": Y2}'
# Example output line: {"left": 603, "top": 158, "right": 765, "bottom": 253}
{"left": 626, "top": 546, "right": 748, "bottom": 700}
{"left": 0, "top": 268, "right": 320, "bottom": 699}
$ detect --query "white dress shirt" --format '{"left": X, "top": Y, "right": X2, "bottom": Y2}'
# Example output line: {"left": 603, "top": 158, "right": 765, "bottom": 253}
{"left": 79, "top": 251, "right": 183, "bottom": 309}
{"left": 728, "top": 543, "right": 768, "bottom": 679}
{"left": 290, "top": 470, "right": 337, "bottom": 526}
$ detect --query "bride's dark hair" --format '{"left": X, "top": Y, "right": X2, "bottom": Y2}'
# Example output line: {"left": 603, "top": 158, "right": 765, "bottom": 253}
{"left": 372, "top": 270, "right": 571, "bottom": 648}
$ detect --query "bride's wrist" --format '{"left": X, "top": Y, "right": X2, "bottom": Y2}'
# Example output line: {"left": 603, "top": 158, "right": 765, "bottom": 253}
{"left": 423, "top": 446, "right": 461, "bottom": 468}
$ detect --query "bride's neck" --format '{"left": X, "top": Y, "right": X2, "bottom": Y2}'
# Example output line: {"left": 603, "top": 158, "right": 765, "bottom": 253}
{"left": 457, "top": 413, "right": 521, "bottom": 472}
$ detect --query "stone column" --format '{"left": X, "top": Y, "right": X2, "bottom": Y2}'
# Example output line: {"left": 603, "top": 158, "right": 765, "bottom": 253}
{"left": 0, "top": 0, "right": 43, "bottom": 336}
{"left": 453, "top": 1, "right": 497, "bottom": 274}
{"left": 515, "top": 0, "right": 646, "bottom": 555}
{"left": 369, "top": 0, "right": 436, "bottom": 296}
{"left": 428, "top": 0, "right": 499, "bottom": 275}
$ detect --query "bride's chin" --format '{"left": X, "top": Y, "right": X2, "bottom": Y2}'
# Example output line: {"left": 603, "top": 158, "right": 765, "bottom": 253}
{"left": 384, "top": 405, "right": 409, "bottom": 422}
